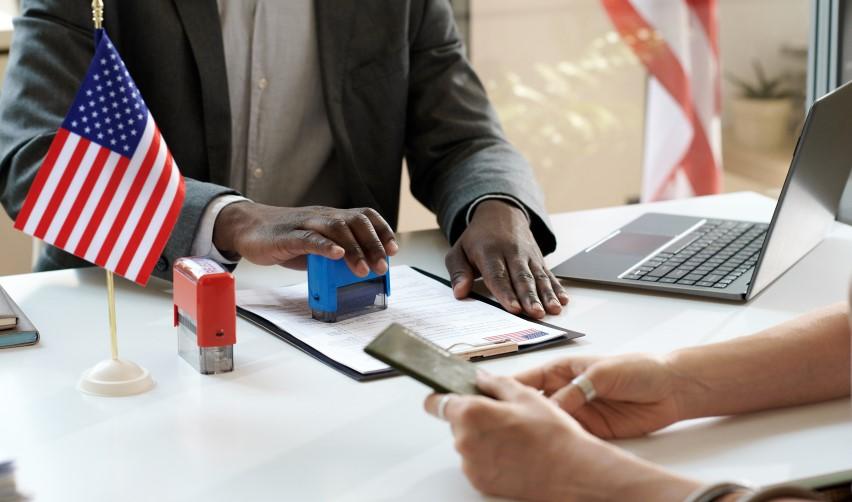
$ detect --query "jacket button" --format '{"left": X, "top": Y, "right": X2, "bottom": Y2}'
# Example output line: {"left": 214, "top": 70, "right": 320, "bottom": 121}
{"left": 156, "top": 257, "right": 168, "bottom": 272}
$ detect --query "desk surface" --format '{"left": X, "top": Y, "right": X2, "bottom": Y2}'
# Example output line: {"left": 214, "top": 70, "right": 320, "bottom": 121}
{"left": 2, "top": 192, "right": 851, "bottom": 501}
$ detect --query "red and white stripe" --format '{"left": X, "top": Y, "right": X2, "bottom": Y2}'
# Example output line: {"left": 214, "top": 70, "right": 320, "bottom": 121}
{"left": 603, "top": 0, "right": 722, "bottom": 201}
{"left": 14, "top": 112, "right": 185, "bottom": 285}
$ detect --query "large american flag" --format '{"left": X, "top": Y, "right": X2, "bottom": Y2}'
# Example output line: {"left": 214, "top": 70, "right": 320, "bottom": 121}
{"left": 14, "top": 31, "right": 185, "bottom": 285}
{"left": 603, "top": 0, "right": 723, "bottom": 201}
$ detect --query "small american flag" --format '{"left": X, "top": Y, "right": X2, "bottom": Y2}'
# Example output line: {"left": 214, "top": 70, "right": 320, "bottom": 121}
{"left": 14, "top": 31, "right": 185, "bottom": 285}
{"left": 484, "top": 329, "right": 548, "bottom": 344}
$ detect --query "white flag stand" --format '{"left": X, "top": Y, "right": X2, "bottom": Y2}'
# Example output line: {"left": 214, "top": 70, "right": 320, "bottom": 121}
{"left": 76, "top": 1, "right": 154, "bottom": 397}
{"left": 77, "top": 270, "right": 154, "bottom": 397}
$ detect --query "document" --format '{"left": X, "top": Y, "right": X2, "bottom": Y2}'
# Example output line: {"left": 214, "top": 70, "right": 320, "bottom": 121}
{"left": 237, "top": 266, "right": 571, "bottom": 376}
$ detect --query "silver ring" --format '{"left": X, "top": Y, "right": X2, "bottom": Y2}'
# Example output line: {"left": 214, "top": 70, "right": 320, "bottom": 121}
{"left": 570, "top": 374, "right": 597, "bottom": 402}
{"left": 437, "top": 394, "right": 453, "bottom": 421}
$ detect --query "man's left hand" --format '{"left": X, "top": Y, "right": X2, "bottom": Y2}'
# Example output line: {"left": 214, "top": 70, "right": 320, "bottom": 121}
{"left": 445, "top": 200, "right": 568, "bottom": 319}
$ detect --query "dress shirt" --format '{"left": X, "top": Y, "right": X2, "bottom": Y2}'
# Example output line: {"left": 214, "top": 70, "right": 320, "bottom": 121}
{"left": 193, "top": 0, "right": 338, "bottom": 259}
{"left": 192, "top": 1, "right": 529, "bottom": 262}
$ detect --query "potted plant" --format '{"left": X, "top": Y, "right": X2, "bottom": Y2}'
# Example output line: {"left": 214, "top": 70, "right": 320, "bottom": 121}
{"left": 727, "top": 61, "right": 794, "bottom": 150}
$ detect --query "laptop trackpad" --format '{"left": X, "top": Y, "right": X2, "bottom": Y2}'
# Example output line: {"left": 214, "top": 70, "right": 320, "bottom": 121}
{"left": 596, "top": 232, "right": 672, "bottom": 256}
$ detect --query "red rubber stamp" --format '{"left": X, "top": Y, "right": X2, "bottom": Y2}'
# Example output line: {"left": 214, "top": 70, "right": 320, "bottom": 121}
{"left": 173, "top": 257, "right": 236, "bottom": 374}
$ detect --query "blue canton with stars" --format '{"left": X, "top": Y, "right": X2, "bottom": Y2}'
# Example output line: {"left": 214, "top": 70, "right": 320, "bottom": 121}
{"left": 61, "top": 31, "right": 149, "bottom": 157}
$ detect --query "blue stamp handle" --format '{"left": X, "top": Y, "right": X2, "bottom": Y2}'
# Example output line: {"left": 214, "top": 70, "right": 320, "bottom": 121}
{"left": 307, "top": 255, "right": 390, "bottom": 316}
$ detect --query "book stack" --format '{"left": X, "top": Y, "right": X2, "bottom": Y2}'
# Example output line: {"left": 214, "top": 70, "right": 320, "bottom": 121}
{"left": 0, "top": 286, "right": 38, "bottom": 349}
{"left": 0, "top": 292, "right": 15, "bottom": 330}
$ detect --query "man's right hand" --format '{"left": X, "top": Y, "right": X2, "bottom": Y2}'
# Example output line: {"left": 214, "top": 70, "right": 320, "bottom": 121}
{"left": 514, "top": 353, "right": 695, "bottom": 439}
{"left": 212, "top": 202, "right": 398, "bottom": 276}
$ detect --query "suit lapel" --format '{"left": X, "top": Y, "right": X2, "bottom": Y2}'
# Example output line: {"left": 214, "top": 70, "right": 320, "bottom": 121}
{"left": 314, "top": 0, "right": 355, "bottom": 105}
{"left": 172, "top": 0, "right": 231, "bottom": 185}
{"left": 315, "top": 0, "right": 383, "bottom": 210}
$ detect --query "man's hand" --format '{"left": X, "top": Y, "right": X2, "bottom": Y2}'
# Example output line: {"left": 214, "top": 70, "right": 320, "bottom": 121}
{"left": 213, "top": 202, "right": 398, "bottom": 276}
{"left": 423, "top": 372, "right": 701, "bottom": 501}
{"left": 515, "top": 353, "right": 690, "bottom": 439}
{"left": 445, "top": 200, "right": 568, "bottom": 319}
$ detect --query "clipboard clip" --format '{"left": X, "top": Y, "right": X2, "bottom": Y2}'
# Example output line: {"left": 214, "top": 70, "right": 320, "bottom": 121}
{"left": 447, "top": 339, "right": 519, "bottom": 361}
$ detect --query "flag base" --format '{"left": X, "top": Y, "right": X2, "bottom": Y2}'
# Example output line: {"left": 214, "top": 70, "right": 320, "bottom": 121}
{"left": 77, "top": 358, "right": 154, "bottom": 397}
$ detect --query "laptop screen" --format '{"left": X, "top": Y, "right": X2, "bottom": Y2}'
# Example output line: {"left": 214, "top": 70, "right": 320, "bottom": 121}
{"left": 750, "top": 81, "right": 852, "bottom": 296}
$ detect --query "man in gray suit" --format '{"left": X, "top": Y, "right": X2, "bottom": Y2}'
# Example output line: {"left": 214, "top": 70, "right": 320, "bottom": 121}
{"left": 0, "top": 0, "right": 568, "bottom": 318}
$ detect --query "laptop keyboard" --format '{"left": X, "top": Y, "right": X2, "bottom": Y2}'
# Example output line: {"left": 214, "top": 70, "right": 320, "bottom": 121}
{"left": 623, "top": 220, "right": 768, "bottom": 289}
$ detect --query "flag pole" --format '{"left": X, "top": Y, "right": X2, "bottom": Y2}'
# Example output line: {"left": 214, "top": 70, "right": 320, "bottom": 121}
{"left": 92, "top": 0, "right": 103, "bottom": 30}
{"left": 106, "top": 270, "right": 119, "bottom": 360}
{"left": 76, "top": 0, "right": 154, "bottom": 396}
{"left": 91, "top": 0, "right": 118, "bottom": 361}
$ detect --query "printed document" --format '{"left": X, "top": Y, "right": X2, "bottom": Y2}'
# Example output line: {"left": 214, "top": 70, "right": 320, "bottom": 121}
{"left": 237, "top": 266, "right": 567, "bottom": 375}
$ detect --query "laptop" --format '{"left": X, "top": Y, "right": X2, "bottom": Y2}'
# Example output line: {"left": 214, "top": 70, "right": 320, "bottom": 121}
{"left": 552, "top": 80, "right": 852, "bottom": 302}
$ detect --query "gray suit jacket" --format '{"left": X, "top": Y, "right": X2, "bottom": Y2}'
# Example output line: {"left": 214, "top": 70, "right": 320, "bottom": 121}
{"left": 0, "top": 0, "right": 556, "bottom": 279}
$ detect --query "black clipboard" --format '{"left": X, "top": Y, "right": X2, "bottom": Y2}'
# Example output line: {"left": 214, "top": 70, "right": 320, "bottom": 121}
{"left": 236, "top": 267, "right": 585, "bottom": 382}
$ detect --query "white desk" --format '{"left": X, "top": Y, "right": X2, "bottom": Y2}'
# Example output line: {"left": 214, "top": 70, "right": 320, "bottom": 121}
{"left": 2, "top": 192, "right": 850, "bottom": 501}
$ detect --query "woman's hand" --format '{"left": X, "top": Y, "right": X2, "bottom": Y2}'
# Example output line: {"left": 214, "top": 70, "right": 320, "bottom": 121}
{"left": 424, "top": 372, "right": 700, "bottom": 502}
{"left": 515, "top": 354, "right": 696, "bottom": 439}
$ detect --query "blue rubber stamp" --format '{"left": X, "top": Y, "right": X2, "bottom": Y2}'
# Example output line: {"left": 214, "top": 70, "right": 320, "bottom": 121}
{"left": 307, "top": 255, "right": 391, "bottom": 322}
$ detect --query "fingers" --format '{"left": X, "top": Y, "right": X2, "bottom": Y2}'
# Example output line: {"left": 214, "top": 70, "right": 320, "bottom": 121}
{"left": 275, "top": 230, "right": 345, "bottom": 261}
{"left": 530, "top": 264, "right": 569, "bottom": 315}
{"left": 424, "top": 393, "right": 455, "bottom": 418}
{"left": 549, "top": 362, "right": 611, "bottom": 413}
{"left": 314, "top": 217, "right": 370, "bottom": 276}
{"left": 469, "top": 250, "right": 566, "bottom": 319}
{"left": 361, "top": 207, "right": 398, "bottom": 256}
{"left": 548, "top": 269, "right": 570, "bottom": 305}
{"left": 304, "top": 209, "right": 394, "bottom": 277}
{"left": 476, "top": 371, "right": 534, "bottom": 402}
{"left": 506, "top": 257, "right": 545, "bottom": 318}
{"left": 550, "top": 382, "right": 591, "bottom": 413}
{"left": 508, "top": 258, "right": 569, "bottom": 318}
{"left": 346, "top": 212, "right": 389, "bottom": 274}
{"left": 425, "top": 392, "right": 508, "bottom": 429}
{"left": 425, "top": 373, "right": 530, "bottom": 421}
{"left": 513, "top": 365, "right": 548, "bottom": 392}
{"left": 478, "top": 256, "right": 522, "bottom": 314}
{"left": 514, "top": 356, "right": 600, "bottom": 395}
{"left": 530, "top": 263, "right": 559, "bottom": 315}
{"left": 445, "top": 245, "right": 475, "bottom": 299}
{"left": 423, "top": 393, "right": 475, "bottom": 425}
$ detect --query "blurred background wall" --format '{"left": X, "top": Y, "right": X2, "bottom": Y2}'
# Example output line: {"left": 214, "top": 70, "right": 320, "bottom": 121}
{"left": 397, "top": 0, "right": 810, "bottom": 231}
